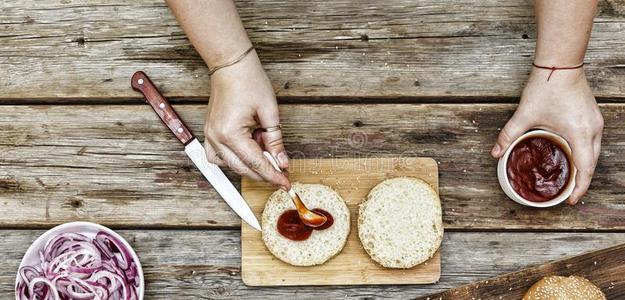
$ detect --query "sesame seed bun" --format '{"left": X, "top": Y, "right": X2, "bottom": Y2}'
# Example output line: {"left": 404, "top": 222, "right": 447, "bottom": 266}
{"left": 523, "top": 275, "right": 606, "bottom": 300}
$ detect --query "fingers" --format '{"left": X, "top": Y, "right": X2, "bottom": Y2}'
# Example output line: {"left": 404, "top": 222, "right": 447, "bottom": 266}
{"left": 567, "top": 139, "right": 596, "bottom": 205}
{"left": 257, "top": 107, "right": 289, "bottom": 169}
{"left": 568, "top": 133, "right": 601, "bottom": 206}
{"left": 262, "top": 130, "right": 289, "bottom": 169}
{"left": 203, "top": 103, "right": 289, "bottom": 188}
{"left": 252, "top": 129, "right": 263, "bottom": 145}
{"left": 223, "top": 136, "right": 291, "bottom": 189}
{"left": 203, "top": 140, "right": 226, "bottom": 167}
{"left": 211, "top": 142, "right": 264, "bottom": 182}
{"left": 592, "top": 133, "right": 602, "bottom": 164}
{"left": 491, "top": 113, "right": 534, "bottom": 158}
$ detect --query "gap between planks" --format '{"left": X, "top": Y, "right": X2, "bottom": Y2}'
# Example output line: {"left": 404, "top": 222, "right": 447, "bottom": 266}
{"left": 2, "top": 223, "right": 625, "bottom": 234}
{"left": 3, "top": 96, "right": 625, "bottom": 105}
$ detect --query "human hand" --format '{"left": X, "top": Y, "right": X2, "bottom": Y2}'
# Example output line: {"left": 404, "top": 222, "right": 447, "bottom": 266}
{"left": 204, "top": 49, "right": 290, "bottom": 189}
{"left": 491, "top": 68, "right": 603, "bottom": 205}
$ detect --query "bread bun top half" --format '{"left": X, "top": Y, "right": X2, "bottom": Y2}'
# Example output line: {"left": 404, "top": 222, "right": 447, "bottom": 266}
{"left": 523, "top": 275, "right": 606, "bottom": 300}
{"left": 358, "top": 177, "right": 443, "bottom": 269}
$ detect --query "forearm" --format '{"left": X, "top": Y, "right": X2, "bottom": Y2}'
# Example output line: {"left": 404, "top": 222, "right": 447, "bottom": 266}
{"left": 533, "top": 0, "right": 597, "bottom": 66}
{"left": 166, "top": 0, "right": 252, "bottom": 68}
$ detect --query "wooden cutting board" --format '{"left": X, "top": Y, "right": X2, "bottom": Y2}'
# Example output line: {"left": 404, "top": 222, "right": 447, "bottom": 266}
{"left": 241, "top": 157, "right": 441, "bottom": 286}
{"left": 421, "top": 242, "right": 625, "bottom": 299}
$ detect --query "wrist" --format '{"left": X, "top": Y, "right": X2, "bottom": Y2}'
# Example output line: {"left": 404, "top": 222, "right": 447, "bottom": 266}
{"left": 207, "top": 42, "right": 254, "bottom": 70}
{"left": 528, "top": 65, "right": 586, "bottom": 86}
{"left": 533, "top": 50, "right": 586, "bottom": 67}
{"left": 210, "top": 49, "right": 273, "bottom": 99}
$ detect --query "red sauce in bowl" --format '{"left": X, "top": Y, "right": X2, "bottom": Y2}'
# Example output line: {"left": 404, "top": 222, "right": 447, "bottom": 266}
{"left": 277, "top": 209, "right": 334, "bottom": 241}
{"left": 506, "top": 137, "right": 571, "bottom": 202}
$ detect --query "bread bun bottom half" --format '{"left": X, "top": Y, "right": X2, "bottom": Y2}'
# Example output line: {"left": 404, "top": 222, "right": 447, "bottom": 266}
{"left": 261, "top": 183, "right": 350, "bottom": 266}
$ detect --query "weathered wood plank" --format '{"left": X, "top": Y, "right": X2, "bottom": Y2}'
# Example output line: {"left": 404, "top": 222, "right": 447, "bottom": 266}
{"left": 2, "top": 0, "right": 625, "bottom": 101}
{"left": 1, "top": 230, "right": 624, "bottom": 299}
{"left": 423, "top": 242, "right": 625, "bottom": 300}
{"left": 2, "top": 104, "right": 625, "bottom": 229}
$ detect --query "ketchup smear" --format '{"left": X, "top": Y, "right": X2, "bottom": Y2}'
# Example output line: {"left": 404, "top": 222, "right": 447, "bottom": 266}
{"left": 506, "top": 137, "right": 571, "bottom": 202}
{"left": 277, "top": 209, "right": 334, "bottom": 241}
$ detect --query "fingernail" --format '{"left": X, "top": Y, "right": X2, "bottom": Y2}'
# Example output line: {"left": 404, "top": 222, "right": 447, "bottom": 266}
{"left": 280, "top": 182, "right": 291, "bottom": 191}
{"left": 277, "top": 151, "right": 289, "bottom": 168}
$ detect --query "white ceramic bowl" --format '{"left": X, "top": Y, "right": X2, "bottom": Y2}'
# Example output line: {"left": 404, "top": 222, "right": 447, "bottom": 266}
{"left": 497, "top": 129, "right": 577, "bottom": 208}
{"left": 15, "top": 221, "right": 144, "bottom": 300}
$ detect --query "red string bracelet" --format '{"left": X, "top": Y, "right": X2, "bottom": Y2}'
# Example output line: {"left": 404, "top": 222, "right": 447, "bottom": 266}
{"left": 532, "top": 62, "right": 585, "bottom": 81}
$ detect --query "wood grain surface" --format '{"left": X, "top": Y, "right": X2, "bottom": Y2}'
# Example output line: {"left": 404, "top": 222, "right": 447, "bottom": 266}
{"left": 2, "top": 0, "right": 625, "bottom": 101}
{"left": 422, "top": 243, "right": 625, "bottom": 300}
{"left": 241, "top": 157, "right": 440, "bottom": 286}
{"left": 4, "top": 0, "right": 625, "bottom": 298}
{"left": 2, "top": 230, "right": 624, "bottom": 299}
{"left": 1, "top": 104, "right": 624, "bottom": 229}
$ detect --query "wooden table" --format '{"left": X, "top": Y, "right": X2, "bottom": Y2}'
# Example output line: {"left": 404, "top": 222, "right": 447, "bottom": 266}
{"left": 2, "top": 0, "right": 625, "bottom": 298}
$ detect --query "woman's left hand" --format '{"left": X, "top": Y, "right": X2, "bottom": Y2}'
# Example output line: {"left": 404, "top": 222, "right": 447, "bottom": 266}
{"left": 491, "top": 68, "right": 603, "bottom": 205}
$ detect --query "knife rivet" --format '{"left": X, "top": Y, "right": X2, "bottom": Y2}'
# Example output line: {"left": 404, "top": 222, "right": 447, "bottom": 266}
{"left": 159, "top": 103, "right": 165, "bottom": 109}
{"left": 177, "top": 128, "right": 183, "bottom": 133}
{"left": 137, "top": 79, "right": 144, "bottom": 85}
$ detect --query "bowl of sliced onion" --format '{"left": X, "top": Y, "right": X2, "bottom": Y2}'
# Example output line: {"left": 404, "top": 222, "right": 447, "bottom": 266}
{"left": 15, "top": 221, "right": 144, "bottom": 300}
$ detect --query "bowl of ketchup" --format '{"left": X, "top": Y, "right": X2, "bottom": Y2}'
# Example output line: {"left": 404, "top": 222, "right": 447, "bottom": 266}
{"left": 497, "top": 129, "right": 577, "bottom": 207}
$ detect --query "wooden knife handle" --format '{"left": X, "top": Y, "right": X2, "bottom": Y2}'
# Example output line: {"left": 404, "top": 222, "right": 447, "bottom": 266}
{"left": 131, "top": 71, "right": 194, "bottom": 145}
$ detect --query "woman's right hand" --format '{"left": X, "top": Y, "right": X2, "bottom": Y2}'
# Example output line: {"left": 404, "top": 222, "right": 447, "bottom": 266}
{"left": 204, "top": 49, "right": 291, "bottom": 189}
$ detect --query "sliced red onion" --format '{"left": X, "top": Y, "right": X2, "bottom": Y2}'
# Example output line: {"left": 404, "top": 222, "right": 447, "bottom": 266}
{"left": 95, "top": 232, "right": 133, "bottom": 270}
{"left": 16, "top": 231, "right": 139, "bottom": 300}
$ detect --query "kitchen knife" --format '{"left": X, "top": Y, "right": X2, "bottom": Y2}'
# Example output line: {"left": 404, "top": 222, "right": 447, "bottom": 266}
{"left": 130, "top": 71, "right": 261, "bottom": 231}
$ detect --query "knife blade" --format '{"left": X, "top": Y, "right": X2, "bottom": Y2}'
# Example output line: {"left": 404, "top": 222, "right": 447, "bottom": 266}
{"left": 131, "top": 71, "right": 261, "bottom": 231}
{"left": 184, "top": 139, "right": 261, "bottom": 230}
